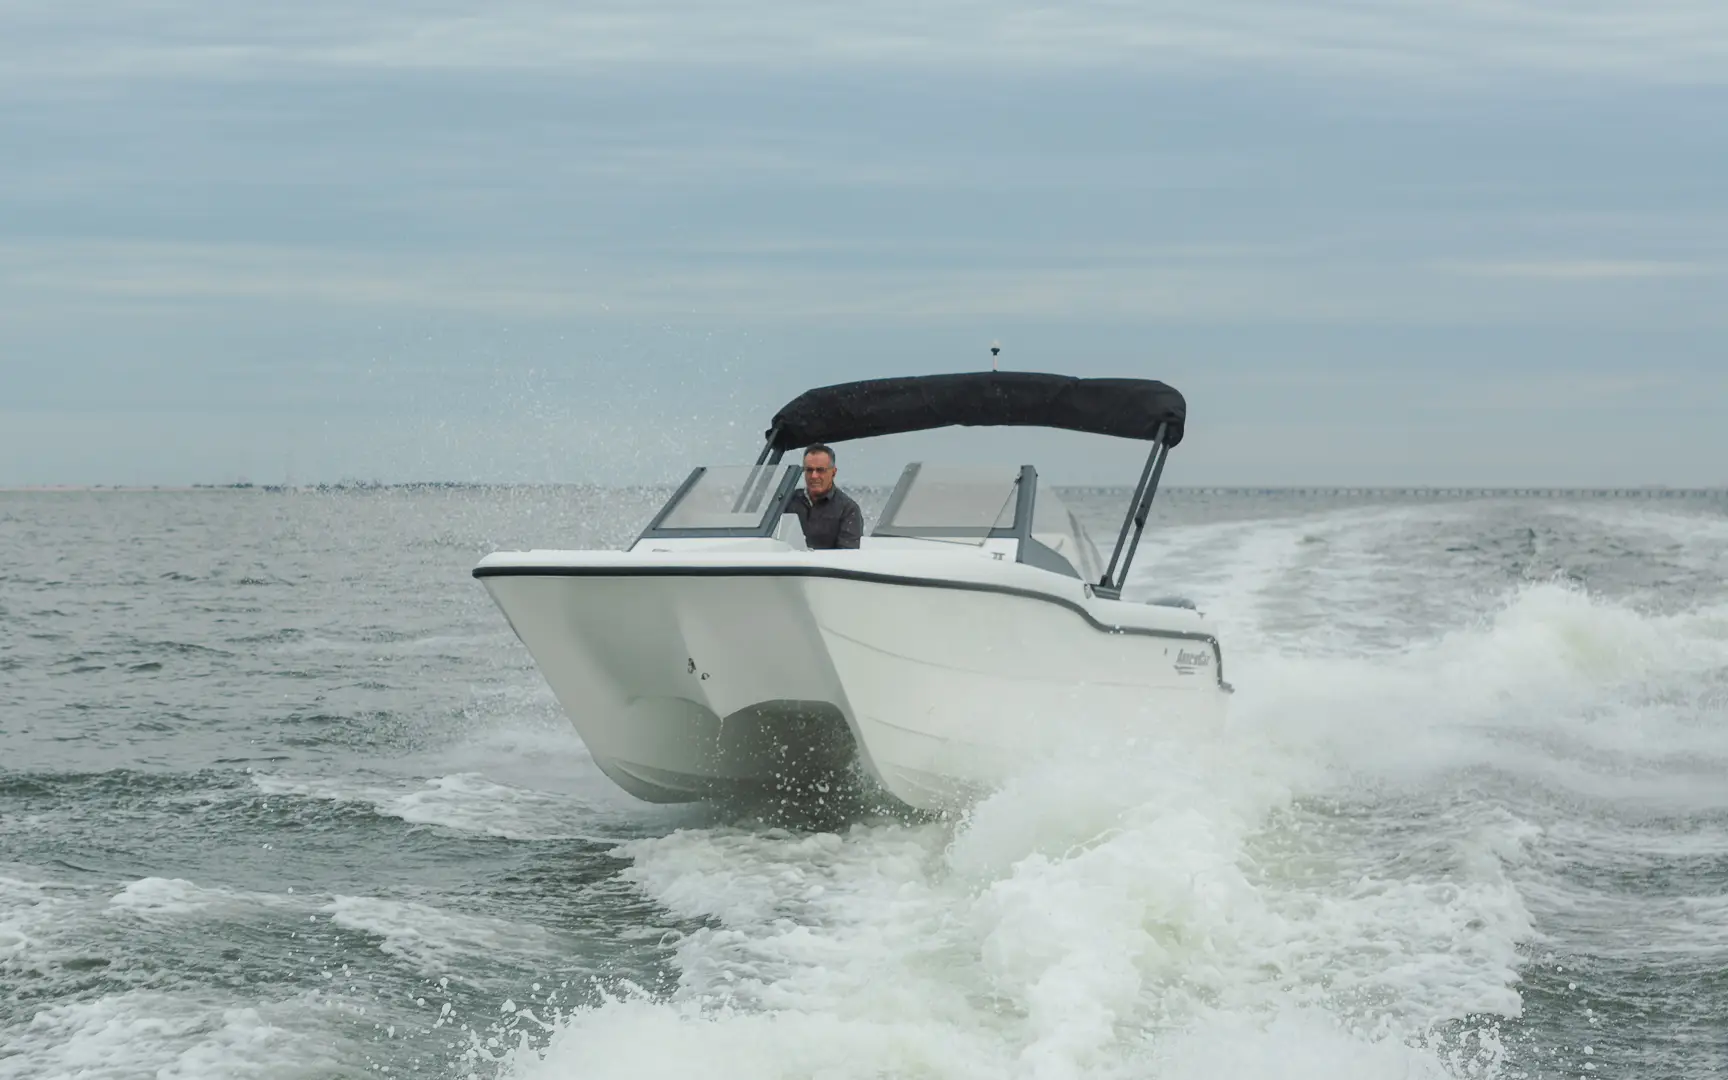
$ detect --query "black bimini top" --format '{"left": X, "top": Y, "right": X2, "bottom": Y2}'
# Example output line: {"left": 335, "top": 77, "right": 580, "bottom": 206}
{"left": 766, "top": 371, "right": 1186, "bottom": 451}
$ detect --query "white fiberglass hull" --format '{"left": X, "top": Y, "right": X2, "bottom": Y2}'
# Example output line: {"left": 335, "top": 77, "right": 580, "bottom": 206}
{"left": 475, "top": 548, "right": 1229, "bottom": 812}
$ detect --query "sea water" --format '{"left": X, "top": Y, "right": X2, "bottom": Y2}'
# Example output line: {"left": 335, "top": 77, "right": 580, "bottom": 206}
{"left": 2, "top": 488, "right": 1724, "bottom": 1079}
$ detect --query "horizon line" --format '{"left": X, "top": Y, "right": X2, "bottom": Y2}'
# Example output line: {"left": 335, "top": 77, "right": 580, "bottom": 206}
{"left": 4, "top": 482, "right": 1724, "bottom": 496}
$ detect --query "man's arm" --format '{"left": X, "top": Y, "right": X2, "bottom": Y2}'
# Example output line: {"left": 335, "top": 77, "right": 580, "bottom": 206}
{"left": 837, "top": 500, "right": 864, "bottom": 549}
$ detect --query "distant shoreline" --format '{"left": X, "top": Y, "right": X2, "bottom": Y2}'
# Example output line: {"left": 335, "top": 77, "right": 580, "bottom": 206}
{"left": 3, "top": 483, "right": 1724, "bottom": 498}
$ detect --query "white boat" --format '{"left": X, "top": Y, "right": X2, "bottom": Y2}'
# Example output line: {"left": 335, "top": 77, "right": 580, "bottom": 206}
{"left": 473, "top": 371, "right": 1230, "bottom": 812}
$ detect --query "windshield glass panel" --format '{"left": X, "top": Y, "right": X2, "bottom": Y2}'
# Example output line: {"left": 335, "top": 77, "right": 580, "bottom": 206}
{"left": 656, "top": 465, "right": 794, "bottom": 531}
{"left": 872, "top": 464, "right": 1020, "bottom": 545}
{"left": 1031, "top": 486, "right": 1103, "bottom": 581}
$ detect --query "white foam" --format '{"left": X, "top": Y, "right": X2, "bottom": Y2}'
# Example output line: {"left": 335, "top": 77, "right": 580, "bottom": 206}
{"left": 250, "top": 770, "right": 618, "bottom": 841}
{"left": 389, "top": 773, "right": 608, "bottom": 839}
{"left": 493, "top": 717, "right": 1533, "bottom": 1079}
{"left": 323, "top": 894, "right": 561, "bottom": 976}
{"left": 1224, "top": 581, "right": 1728, "bottom": 809}
{"left": 1140, "top": 1007, "right": 1508, "bottom": 1080}
{"left": 391, "top": 712, "right": 667, "bottom": 820}
{"left": 108, "top": 877, "right": 245, "bottom": 917}
{"left": 0, "top": 872, "right": 79, "bottom": 972}
{"left": 2, "top": 989, "right": 346, "bottom": 1080}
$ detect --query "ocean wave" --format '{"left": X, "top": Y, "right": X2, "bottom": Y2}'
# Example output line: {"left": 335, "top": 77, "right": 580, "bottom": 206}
{"left": 2, "top": 989, "right": 349, "bottom": 1079}
{"left": 323, "top": 894, "right": 568, "bottom": 977}
{"left": 249, "top": 770, "right": 616, "bottom": 842}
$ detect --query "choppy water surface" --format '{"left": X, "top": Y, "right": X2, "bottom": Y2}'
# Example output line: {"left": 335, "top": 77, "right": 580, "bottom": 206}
{"left": 3, "top": 487, "right": 1726, "bottom": 1079}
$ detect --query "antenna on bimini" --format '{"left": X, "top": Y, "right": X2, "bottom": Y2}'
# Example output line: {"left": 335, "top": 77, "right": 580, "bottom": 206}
{"left": 989, "top": 340, "right": 1001, "bottom": 371}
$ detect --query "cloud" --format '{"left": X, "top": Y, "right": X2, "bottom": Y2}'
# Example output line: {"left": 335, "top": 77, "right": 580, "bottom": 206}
{"left": 4, "top": 2, "right": 1728, "bottom": 88}
{"left": 5, "top": 239, "right": 1726, "bottom": 332}
{"left": 1440, "top": 258, "right": 1715, "bottom": 281}
{"left": 1, "top": 6, "right": 1722, "bottom": 486}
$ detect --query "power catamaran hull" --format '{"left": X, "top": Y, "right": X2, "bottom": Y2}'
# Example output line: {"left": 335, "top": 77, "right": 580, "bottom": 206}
{"left": 473, "top": 370, "right": 1230, "bottom": 813}
{"left": 475, "top": 551, "right": 1227, "bottom": 811}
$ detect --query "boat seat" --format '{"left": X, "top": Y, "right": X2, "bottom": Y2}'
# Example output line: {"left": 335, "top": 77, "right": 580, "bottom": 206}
{"left": 774, "top": 513, "right": 809, "bottom": 550}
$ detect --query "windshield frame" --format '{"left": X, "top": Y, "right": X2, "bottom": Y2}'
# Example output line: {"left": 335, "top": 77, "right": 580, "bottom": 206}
{"left": 872, "top": 462, "right": 1086, "bottom": 579}
{"left": 636, "top": 464, "right": 803, "bottom": 540}
{"left": 870, "top": 463, "right": 1026, "bottom": 544}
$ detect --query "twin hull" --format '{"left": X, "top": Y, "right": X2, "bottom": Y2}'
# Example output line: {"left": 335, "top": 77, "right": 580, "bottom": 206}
{"left": 477, "top": 555, "right": 1228, "bottom": 812}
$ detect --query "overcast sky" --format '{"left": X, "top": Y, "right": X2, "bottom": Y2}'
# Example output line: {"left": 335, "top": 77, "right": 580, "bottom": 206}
{"left": 2, "top": 2, "right": 1724, "bottom": 487}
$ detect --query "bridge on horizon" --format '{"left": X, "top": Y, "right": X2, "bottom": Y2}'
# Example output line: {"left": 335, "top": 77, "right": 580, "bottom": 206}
{"left": 1154, "top": 486, "right": 1728, "bottom": 499}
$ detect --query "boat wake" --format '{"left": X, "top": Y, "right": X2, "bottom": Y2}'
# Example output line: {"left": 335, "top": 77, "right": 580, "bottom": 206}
{"left": 484, "top": 740, "right": 1530, "bottom": 1079}
{"left": 475, "top": 508, "right": 1728, "bottom": 1079}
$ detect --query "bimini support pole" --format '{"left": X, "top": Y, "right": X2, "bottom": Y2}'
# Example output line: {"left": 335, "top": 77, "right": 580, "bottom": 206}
{"left": 1113, "top": 440, "right": 1170, "bottom": 593}
{"left": 1098, "top": 421, "right": 1169, "bottom": 596}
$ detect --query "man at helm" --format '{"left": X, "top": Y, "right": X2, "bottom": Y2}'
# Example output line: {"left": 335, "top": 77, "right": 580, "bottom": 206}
{"left": 789, "top": 443, "right": 862, "bottom": 549}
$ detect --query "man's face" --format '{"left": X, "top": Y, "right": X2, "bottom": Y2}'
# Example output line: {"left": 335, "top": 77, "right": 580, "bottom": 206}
{"left": 803, "top": 451, "right": 836, "bottom": 497}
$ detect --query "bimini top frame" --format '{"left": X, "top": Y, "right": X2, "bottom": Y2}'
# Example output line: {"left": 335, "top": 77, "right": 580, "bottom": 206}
{"left": 757, "top": 370, "right": 1185, "bottom": 597}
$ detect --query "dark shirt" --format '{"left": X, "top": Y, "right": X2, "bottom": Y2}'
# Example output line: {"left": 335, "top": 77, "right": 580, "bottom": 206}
{"left": 790, "top": 487, "right": 863, "bottom": 549}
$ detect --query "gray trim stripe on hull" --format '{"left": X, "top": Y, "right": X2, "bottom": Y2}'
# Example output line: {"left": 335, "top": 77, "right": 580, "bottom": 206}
{"left": 472, "top": 563, "right": 1228, "bottom": 688}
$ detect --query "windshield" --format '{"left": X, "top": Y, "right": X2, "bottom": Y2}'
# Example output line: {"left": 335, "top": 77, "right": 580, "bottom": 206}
{"left": 654, "top": 464, "right": 796, "bottom": 532}
{"left": 872, "top": 464, "right": 1021, "bottom": 545}
{"left": 1031, "top": 486, "right": 1104, "bottom": 582}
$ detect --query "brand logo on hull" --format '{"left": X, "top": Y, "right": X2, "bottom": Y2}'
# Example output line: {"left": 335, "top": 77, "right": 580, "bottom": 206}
{"left": 1174, "top": 647, "right": 1213, "bottom": 675}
